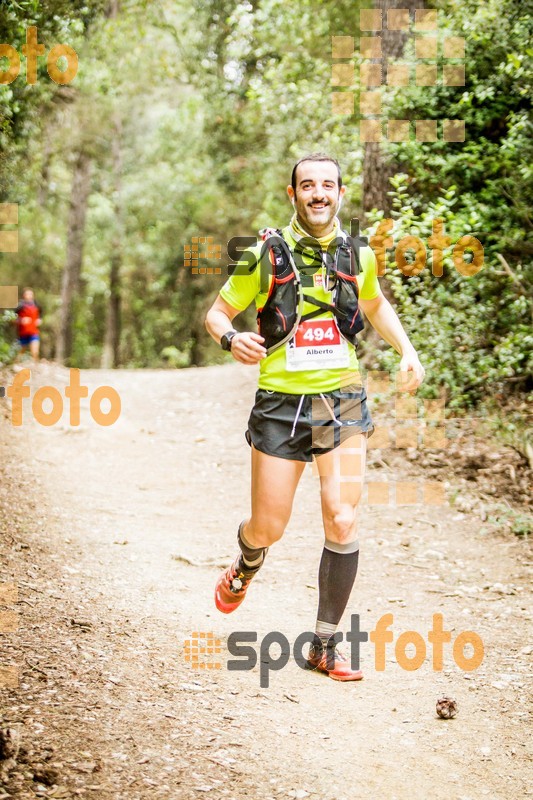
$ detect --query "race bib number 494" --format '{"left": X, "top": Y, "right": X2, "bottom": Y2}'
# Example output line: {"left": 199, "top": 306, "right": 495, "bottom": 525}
{"left": 286, "top": 319, "right": 350, "bottom": 371}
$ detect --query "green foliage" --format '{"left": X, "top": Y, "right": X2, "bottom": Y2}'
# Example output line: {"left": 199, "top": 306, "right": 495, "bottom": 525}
{"left": 380, "top": 0, "right": 533, "bottom": 262}
{"left": 0, "top": 0, "right": 530, "bottom": 416}
{"left": 0, "top": 0, "right": 106, "bottom": 195}
{"left": 486, "top": 503, "right": 532, "bottom": 538}
{"left": 0, "top": 311, "right": 17, "bottom": 365}
{"left": 367, "top": 175, "right": 532, "bottom": 408}
{"left": 359, "top": 0, "right": 532, "bottom": 410}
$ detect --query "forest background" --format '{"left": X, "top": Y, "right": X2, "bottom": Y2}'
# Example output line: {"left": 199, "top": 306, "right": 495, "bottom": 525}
{"left": 0, "top": 0, "right": 531, "bottom": 423}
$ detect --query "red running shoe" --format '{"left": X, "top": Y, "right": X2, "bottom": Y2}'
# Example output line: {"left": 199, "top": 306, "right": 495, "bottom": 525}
{"left": 307, "top": 642, "right": 364, "bottom": 682}
{"left": 214, "top": 555, "right": 253, "bottom": 614}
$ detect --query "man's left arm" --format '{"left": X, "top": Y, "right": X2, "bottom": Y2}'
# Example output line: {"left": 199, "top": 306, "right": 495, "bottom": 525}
{"left": 359, "top": 292, "right": 425, "bottom": 392}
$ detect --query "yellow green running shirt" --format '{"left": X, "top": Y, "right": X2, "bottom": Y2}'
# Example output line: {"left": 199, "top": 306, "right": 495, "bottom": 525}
{"left": 219, "top": 224, "right": 380, "bottom": 394}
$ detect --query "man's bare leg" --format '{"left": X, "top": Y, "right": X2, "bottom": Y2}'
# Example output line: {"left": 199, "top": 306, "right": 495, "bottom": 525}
{"left": 243, "top": 444, "right": 306, "bottom": 546}
{"left": 29, "top": 339, "right": 40, "bottom": 363}
{"left": 215, "top": 444, "right": 305, "bottom": 613}
{"left": 316, "top": 432, "right": 367, "bottom": 544}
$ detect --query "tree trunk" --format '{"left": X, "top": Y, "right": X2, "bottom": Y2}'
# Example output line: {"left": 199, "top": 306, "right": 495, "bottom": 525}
{"left": 56, "top": 151, "right": 92, "bottom": 364}
{"left": 106, "top": 0, "right": 120, "bottom": 17}
{"left": 101, "top": 113, "right": 122, "bottom": 369}
{"left": 360, "top": 0, "right": 422, "bottom": 314}
{"left": 37, "top": 137, "right": 51, "bottom": 207}
{"left": 362, "top": 0, "right": 422, "bottom": 218}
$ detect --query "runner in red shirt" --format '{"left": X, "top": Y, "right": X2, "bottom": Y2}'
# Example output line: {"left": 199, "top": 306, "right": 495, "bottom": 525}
{"left": 15, "top": 287, "right": 42, "bottom": 363}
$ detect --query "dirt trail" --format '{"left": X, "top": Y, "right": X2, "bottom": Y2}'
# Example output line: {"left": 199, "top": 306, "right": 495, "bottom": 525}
{"left": 0, "top": 363, "right": 531, "bottom": 800}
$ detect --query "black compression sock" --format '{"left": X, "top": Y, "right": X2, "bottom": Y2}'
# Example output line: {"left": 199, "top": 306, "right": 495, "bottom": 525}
{"left": 315, "top": 539, "right": 360, "bottom": 643}
{"left": 237, "top": 521, "right": 268, "bottom": 577}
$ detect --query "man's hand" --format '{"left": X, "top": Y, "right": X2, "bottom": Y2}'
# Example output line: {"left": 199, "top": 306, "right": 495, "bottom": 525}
{"left": 360, "top": 293, "right": 425, "bottom": 393}
{"left": 231, "top": 332, "right": 267, "bottom": 364}
{"left": 398, "top": 349, "right": 425, "bottom": 393}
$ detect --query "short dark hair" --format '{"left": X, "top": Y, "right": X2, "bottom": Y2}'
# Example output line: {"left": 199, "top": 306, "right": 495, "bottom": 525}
{"left": 291, "top": 153, "right": 342, "bottom": 191}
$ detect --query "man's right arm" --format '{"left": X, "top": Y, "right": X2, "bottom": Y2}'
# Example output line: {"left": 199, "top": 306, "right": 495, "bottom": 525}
{"left": 204, "top": 295, "right": 266, "bottom": 365}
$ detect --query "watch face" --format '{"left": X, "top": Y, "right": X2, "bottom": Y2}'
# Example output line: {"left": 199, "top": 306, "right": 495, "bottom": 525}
{"left": 222, "top": 332, "right": 235, "bottom": 351}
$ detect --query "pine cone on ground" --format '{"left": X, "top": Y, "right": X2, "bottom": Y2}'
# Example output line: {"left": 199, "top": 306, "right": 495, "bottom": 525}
{"left": 436, "top": 696, "right": 458, "bottom": 719}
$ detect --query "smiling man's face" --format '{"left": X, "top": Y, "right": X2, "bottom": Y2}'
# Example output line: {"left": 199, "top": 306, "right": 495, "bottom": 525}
{"left": 287, "top": 159, "right": 345, "bottom": 238}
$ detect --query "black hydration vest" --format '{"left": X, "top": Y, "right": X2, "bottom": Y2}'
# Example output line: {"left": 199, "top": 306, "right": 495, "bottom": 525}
{"left": 256, "top": 229, "right": 364, "bottom": 355}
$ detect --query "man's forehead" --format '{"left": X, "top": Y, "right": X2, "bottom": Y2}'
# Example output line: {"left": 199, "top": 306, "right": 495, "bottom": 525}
{"left": 296, "top": 161, "right": 338, "bottom": 184}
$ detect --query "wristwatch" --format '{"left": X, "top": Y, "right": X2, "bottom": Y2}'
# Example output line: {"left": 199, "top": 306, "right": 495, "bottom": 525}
{"left": 220, "top": 330, "right": 238, "bottom": 352}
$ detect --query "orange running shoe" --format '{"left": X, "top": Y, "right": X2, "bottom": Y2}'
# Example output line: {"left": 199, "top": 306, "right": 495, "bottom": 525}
{"left": 214, "top": 556, "right": 253, "bottom": 614}
{"left": 306, "top": 642, "right": 364, "bottom": 681}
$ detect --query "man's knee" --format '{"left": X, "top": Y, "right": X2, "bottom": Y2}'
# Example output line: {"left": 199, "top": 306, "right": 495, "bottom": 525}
{"left": 325, "top": 505, "right": 358, "bottom": 543}
{"left": 246, "top": 517, "right": 286, "bottom": 547}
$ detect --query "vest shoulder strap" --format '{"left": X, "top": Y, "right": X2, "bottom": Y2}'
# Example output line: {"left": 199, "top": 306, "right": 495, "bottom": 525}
{"left": 259, "top": 229, "right": 294, "bottom": 280}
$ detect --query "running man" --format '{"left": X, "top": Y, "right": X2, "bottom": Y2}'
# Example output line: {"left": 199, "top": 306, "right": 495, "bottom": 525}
{"left": 205, "top": 153, "right": 425, "bottom": 681}
{"left": 15, "top": 288, "right": 42, "bottom": 363}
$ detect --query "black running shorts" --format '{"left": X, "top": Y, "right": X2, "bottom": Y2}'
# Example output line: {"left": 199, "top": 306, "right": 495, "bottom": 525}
{"left": 245, "top": 383, "right": 374, "bottom": 462}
